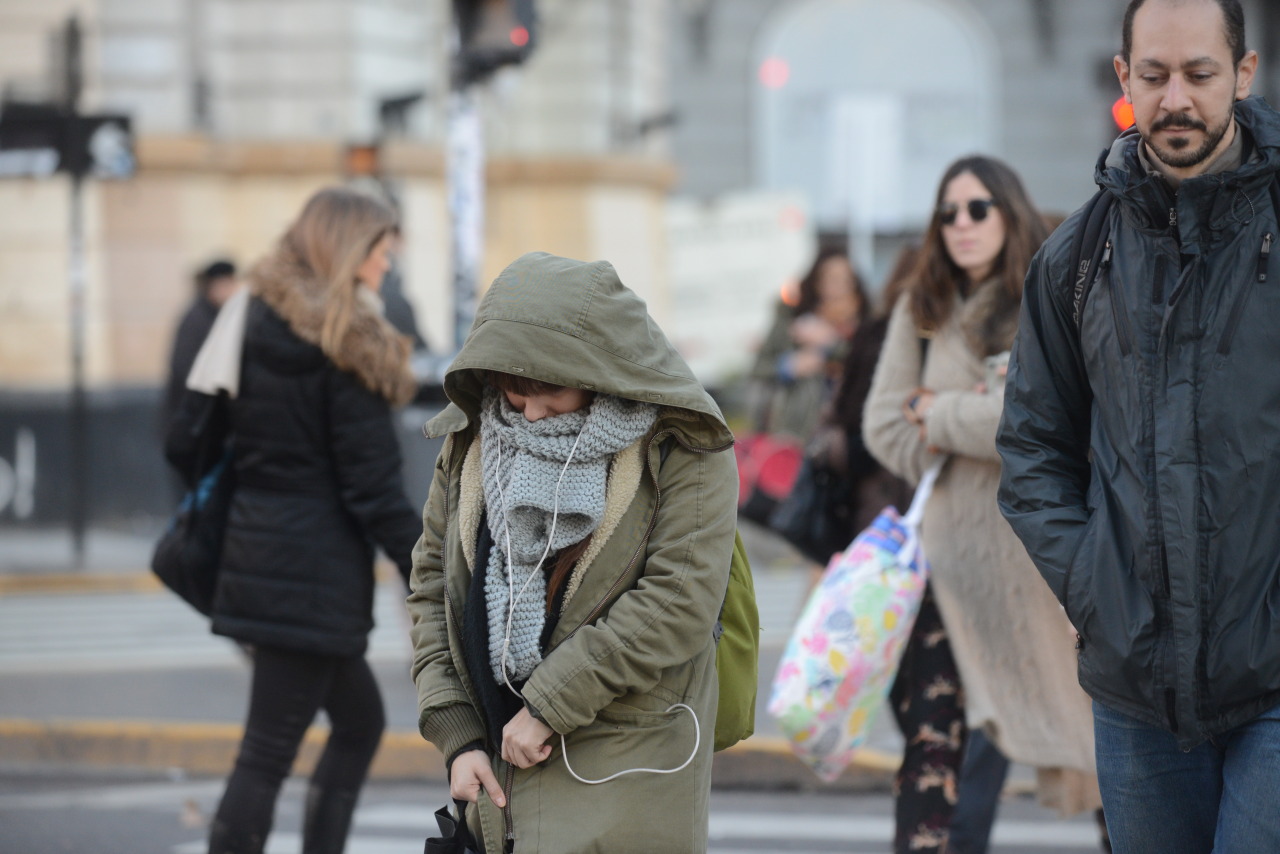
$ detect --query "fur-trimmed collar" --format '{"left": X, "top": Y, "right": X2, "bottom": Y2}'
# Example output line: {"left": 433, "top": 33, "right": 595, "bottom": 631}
{"left": 958, "top": 277, "right": 1021, "bottom": 358}
{"left": 247, "top": 244, "right": 417, "bottom": 406}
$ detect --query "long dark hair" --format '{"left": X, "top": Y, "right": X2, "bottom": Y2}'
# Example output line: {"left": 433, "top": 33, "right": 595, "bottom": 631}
{"left": 794, "top": 248, "right": 869, "bottom": 318}
{"left": 479, "top": 370, "right": 596, "bottom": 613}
{"left": 908, "top": 155, "right": 1047, "bottom": 333}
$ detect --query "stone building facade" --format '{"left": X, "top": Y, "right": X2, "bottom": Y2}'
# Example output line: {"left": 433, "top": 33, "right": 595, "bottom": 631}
{"left": 0, "top": 0, "right": 674, "bottom": 391}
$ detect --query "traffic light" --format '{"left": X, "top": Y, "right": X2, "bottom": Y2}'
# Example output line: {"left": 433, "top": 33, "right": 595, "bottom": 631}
{"left": 1112, "top": 96, "right": 1135, "bottom": 131}
{"left": 454, "top": 0, "right": 537, "bottom": 87}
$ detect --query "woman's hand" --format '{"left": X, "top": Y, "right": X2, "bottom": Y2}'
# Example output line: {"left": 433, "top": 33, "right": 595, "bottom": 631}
{"left": 450, "top": 749, "right": 506, "bottom": 807}
{"left": 903, "top": 387, "right": 936, "bottom": 425}
{"left": 902, "top": 388, "right": 939, "bottom": 450}
{"left": 787, "top": 347, "right": 828, "bottom": 378}
{"left": 501, "top": 707, "right": 554, "bottom": 769}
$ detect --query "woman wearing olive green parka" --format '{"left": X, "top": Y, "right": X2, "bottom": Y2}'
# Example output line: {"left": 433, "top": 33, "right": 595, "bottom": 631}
{"left": 407, "top": 252, "right": 738, "bottom": 854}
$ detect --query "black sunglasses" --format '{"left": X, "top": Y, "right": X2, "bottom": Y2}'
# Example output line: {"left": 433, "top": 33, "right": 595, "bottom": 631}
{"left": 938, "top": 198, "right": 997, "bottom": 226}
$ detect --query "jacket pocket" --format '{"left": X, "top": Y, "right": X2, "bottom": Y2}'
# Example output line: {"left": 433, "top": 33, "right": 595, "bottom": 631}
{"left": 1106, "top": 270, "right": 1135, "bottom": 356}
{"left": 1071, "top": 529, "right": 1159, "bottom": 701}
{"left": 563, "top": 702, "right": 700, "bottom": 782}
{"left": 1062, "top": 517, "right": 1097, "bottom": 630}
{"left": 1216, "top": 234, "right": 1270, "bottom": 356}
{"left": 532, "top": 703, "right": 707, "bottom": 853}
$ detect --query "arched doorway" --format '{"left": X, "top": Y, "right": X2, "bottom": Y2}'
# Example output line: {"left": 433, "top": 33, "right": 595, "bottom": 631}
{"left": 754, "top": 0, "right": 1000, "bottom": 242}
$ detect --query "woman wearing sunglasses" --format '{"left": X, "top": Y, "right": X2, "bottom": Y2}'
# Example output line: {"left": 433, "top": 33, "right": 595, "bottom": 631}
{"left": 863, "top": 156, "right": 1102, "bottom": 854}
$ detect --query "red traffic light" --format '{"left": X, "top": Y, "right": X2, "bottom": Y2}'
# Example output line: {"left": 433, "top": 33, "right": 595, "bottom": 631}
{"left": 1112, "top": 97, "right": 1135, "bottom": 131}
{"left": 509, "top": 26, "right": 529, "bottom": 47}
{"left": 758, "top": 57, "right": 790, "bottom": 90}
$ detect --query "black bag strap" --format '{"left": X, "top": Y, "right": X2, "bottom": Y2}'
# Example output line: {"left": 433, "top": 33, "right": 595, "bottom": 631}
{"left": 424, "top": 799, "right": 479, "bottom": 854}
{"left": 1071, "top": 188, "right": 1115, "bottom": 330}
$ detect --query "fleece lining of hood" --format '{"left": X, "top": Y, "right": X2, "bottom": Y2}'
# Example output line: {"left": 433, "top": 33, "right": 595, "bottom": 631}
{"left": 427, "top": 252, "right": 733, "bottom": 449}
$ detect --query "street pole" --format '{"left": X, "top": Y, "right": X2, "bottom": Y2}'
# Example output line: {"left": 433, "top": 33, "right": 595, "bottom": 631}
{"left": 63, "top": 15, "right": 88, "bottom": 568}
{"left": 68, "top": 169, "right": 87, "bottom": 567}
{"left": 447, "top": 86, "right": 483, "bottom": 352}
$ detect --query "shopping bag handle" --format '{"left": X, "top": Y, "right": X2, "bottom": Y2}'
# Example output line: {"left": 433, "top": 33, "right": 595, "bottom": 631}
{"left": 897, "top": 458, "right": 945, "bottom": 568}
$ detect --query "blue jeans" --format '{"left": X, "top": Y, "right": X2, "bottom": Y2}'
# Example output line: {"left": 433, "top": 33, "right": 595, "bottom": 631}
{"left": 1093, "top": 699, "right": 1280, "bottom": 853}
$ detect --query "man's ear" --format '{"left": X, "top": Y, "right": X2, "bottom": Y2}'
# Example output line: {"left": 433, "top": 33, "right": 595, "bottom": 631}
{"left": 1235, "top": 50, "right": 1258, "bottom": 101}
{"left": 1114, "top": 55, "right": 1132, "bottom": 102}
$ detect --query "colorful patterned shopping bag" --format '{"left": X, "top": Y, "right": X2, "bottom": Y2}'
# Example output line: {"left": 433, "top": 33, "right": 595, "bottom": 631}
{"left": 767, "top": 460, "right": 943, "bottom": 782}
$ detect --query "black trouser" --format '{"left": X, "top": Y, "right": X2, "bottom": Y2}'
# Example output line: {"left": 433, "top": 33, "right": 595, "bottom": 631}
{"left": 208, "top": 646, "right": 385, "bottom": 854}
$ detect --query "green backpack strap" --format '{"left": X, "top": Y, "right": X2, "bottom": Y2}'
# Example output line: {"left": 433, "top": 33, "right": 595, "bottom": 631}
{"left": 659, "top": 436, "right": 760, "bottom": 751}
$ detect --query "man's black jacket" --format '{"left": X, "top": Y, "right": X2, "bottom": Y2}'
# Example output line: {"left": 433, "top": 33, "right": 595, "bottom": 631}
{"left": 997, "top": 97, "right": 1280, "bottom": 750}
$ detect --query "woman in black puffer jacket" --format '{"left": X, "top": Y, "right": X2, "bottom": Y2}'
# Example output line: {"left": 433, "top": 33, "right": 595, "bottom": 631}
{"left": 187, "top": 187, "right": 422, "bottom": 854}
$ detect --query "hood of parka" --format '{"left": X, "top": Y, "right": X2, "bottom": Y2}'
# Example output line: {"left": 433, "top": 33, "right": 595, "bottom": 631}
{"left": 1095, "top": 96, "right": 1280, "bottom": 236}
{"left": 426, "top": 251, "right": 734, "bottom": 450}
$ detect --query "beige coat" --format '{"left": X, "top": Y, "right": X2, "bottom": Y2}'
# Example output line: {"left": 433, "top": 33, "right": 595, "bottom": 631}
{"left": 863, "top": 286, "right": 1098, "bottom": 813}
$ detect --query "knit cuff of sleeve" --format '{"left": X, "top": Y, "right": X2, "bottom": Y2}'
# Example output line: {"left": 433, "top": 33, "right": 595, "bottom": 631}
{"left": 446, "top": 740, "right": 487, "bottom": 775}
{"left": 419, "top": 705, "right": 488, "bottom": 762}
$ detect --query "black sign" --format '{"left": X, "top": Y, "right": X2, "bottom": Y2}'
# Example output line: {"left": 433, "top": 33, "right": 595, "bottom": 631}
{"left": 0, "top": 102, "right": 134, "bottom": 179}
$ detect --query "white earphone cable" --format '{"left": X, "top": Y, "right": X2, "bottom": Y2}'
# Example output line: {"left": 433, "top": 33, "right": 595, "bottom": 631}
{"left": 559, "top": 703, "right": 700, "bottom": 785}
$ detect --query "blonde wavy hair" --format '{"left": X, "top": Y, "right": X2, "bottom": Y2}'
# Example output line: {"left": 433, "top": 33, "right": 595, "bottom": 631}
{"left": 280, "top": 186, "right": 398, "bottom": 361}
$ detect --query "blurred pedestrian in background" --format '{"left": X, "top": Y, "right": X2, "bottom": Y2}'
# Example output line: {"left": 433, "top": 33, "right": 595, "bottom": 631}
{"left": 863, "top": 155, "right": 1099, "bottom": 854}
{"left": 163, "top": 259, "right": 240, "bottom": 433}
{"left": 779, "top": 244, "right": 919, "bottom": 571}
{"left": 173, "top": 187, "right": 422, "bottom": 854}
{"left": 406, "top": 251, "right": 738, "bottom": 853}
{"left": 750, "top": 247, "right": 867, "bottom": 443}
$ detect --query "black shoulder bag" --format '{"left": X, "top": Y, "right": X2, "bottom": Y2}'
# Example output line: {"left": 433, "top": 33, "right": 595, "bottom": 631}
{"left": 151, "top": 388, "right": 235, "bottom": 616}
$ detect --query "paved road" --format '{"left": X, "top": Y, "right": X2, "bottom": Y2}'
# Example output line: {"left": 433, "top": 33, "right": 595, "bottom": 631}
{"left": 0, "top": 770, "right": 1103, "bottom": 854}
{"left": 0, "top": 562, "right": 811, "bottom": 672}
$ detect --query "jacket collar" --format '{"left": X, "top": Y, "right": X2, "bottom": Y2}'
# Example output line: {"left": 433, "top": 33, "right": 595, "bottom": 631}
{"left": 1095, "top": 97, "right": 1280, "bottom": 247}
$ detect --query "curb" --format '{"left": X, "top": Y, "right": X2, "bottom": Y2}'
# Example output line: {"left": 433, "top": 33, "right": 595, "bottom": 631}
{"left": 0, "top": 566, "right": 404, "bottom": 596}
{"left": 0, "top": 572, "right": 162, "bottom": 596}
{"left": 0, "top": 718, "right": 897, "bottom": 791}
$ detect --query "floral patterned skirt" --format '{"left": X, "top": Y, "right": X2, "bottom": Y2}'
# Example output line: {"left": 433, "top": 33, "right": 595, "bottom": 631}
{"left": 889, "top": 585, "right": 966, "bottom": 854}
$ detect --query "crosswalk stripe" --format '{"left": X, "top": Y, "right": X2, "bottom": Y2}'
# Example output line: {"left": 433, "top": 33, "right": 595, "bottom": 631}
{"left": 173, "top": 835, "right": 415, "bottom": 854}
{"left": 352, "top": 806, "right": 1099, "bottom": 849}
{"left": 0, "top": 586, "right": 412, "bottom": 674}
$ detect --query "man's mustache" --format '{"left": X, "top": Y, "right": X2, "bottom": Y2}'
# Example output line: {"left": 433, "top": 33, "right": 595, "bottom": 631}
{"left": 1152, "top": 113, "right": 1208, "bottom": 133}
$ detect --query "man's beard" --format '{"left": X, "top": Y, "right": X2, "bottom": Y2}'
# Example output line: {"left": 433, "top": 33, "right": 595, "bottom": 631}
{"left": 1144, "top": 111, "right": 1233, "bottom": 169}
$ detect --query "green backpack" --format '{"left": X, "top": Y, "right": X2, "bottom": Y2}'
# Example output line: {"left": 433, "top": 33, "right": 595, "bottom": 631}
{"left": 713, "top": 529, "right": 760, "bottom": 751}
{"left": 658, "top": 437, "right": 760, "bottom": 751}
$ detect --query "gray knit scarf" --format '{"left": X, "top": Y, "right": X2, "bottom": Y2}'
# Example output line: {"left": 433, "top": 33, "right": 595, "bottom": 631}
{"left": 480, "top": 387, "right": 658, "bottom": 684}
